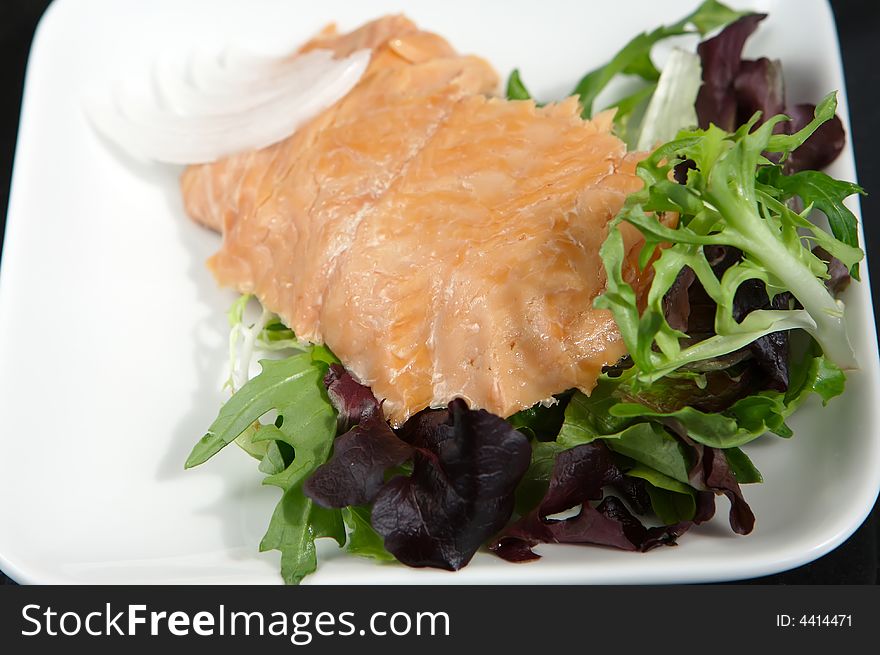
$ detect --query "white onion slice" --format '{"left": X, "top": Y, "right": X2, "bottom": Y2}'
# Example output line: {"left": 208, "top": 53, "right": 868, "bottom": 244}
{"left": 86, "top": 47, "right": 371, "bottom": 165}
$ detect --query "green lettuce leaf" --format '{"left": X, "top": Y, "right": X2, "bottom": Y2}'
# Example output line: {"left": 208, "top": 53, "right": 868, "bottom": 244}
{"left": 256, "top": 316, "right": 303, "bottom": 351}
{"left": 514, "top": 440, "right": 564, "bottom": 514}
{"left": 610, "top": 424, "right": 691, "bottom": 483}
{"left": 626, "top": 464, "right": 693, "bottom": 494}
{"left": 723, "top": 447, "right": 763, "bottom": 484}
{"left": 626, "top": 465, "right": 696, "bottom": 524}
{"left": 556, "top": 384, "right": 691, "bottom": 482}
{"left": 556, "top": 378, "right": 630, "bottom": 442}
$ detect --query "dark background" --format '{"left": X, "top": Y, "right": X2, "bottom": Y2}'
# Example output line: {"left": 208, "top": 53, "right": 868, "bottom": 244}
{"left": 0, "top": 0, "right": 877, "bottom": 585}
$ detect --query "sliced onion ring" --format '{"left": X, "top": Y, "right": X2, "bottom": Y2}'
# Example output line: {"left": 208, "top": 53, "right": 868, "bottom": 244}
{"left": 86, "top": 47, "right": 370, "bottom": 165}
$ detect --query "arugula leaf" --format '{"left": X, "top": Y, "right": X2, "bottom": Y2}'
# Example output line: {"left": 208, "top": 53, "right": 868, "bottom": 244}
{"left": 253, "top": 356, "right": 342, "bottom": 584}
{"left": 187, "top": 350, "right": 344, "bottom": 584}
{"left": 260, "top": 463, "right": 345, "bottom": 585}
{"left": 605, "top": 83, "right": 657, "bottom": 146}
{"left": 233, "top": 421, "right": 266, "bottom": 460}
{"left": 257, "top": 436, "right": 292, "bottom": 475}
{"left": 571, "top": 0, "right": 747, "bottom": 118}
{"left": 186, "top": 353, "right": 327, "bottom": 467}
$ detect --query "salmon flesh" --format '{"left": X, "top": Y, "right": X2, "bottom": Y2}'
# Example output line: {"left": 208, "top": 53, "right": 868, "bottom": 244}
{"left": 181, "top": 16, "right": 648, "bottom": 425}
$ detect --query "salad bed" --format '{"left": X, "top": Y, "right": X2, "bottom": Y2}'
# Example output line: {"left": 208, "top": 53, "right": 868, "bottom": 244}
{"left": 186, "top": 1, "right": 865, "bottom": 584}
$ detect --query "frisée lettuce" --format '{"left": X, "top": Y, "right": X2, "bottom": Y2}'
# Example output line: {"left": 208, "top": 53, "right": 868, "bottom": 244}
{"left": 596, "top": 92, "right": 863, "bottom": 385}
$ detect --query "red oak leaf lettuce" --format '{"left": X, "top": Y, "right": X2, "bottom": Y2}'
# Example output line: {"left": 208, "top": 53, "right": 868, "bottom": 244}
{"left": 490, "top": 442, "right": 690, "bottom": 563}
{"left": 304, "top": 413, "right": 414, "bottom": 508}
{"left": 371, "top": 400, "right": 531, "bottom": 570}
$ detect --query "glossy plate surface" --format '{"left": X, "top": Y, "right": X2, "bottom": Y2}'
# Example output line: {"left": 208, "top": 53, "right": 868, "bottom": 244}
{"left": 0, "top": 0, "right": 877, "bottom": 584}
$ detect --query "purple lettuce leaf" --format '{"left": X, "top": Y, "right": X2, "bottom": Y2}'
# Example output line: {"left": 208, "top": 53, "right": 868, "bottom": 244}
{"left": 323, "top": 363, "right": 380, "bottom": 433}
{"left": 395, "top": 406, "right": 452, "bottom": 447}
{"left": 709, "top": 247, "right": 791, "bottom": 391}
{"left": 488, "top": 512, "right": 545, "bottom": 562}
{"left": 611, "top": 475, "right": 653, "bottom": 515}
{"left": 673, "top": 159, "right": 698, "bottom": 185}
{"left": 679, "top": 434, "right": 755, "bottom": 534}
{"left": 538, "top": 438, "right": 621, "bottom": 515}
{"left": 695, "top": 13, "right": 767, "bottom": 131}
{"left": 489, "top": 442, "right": 689, "bottom": 563}
{"left": 662, "top": 266, "right": 696, "bottom": 332}
{"left": 694, "top": 490, "right": 718, "bottom": 524}
{"left": 732, "top": 280, "right": 792, "bottom": 392}
{"left": 491, "top": 499, "right": 645, "bottom": 562}
{"left": 733, "top": 57, "right": 785, "bottom": 129}
{"left": 596, "top": 497, "right": 691, "bottom": 551}
{"left": 371, "top": 399, "right": 531, "bottom": 570}
{"left": 304, "top": 413, "right": 414, "bottom": 508}
{"left": 695, "top": 15, "right": 845, "bottom": 174}
{"left": 708, "top": 247, "right": 792, "bottom": 393}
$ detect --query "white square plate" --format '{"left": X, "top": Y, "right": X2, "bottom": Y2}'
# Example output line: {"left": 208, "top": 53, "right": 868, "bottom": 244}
{"left": 1, "top": 0, "right": 878, "bottom": 584}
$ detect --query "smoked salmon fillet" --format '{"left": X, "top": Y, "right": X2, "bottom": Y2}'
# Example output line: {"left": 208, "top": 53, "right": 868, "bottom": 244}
{"left": 181, "top": 16, "right": 647, "bottom": 425}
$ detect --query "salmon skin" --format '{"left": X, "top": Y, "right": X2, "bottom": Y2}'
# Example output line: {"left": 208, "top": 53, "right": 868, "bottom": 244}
{"left": 181, "top": 16, "right": 648, "bottom": 426}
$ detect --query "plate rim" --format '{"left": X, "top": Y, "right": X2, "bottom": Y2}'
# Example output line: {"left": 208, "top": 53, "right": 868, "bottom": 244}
{"left": 1, "top": 0, "right": 878, "bottom": 585}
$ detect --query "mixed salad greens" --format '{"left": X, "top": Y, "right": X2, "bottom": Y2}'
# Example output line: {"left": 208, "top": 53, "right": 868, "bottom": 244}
{"left": 186, "top": 1, "right": 865, "bottom": 583}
